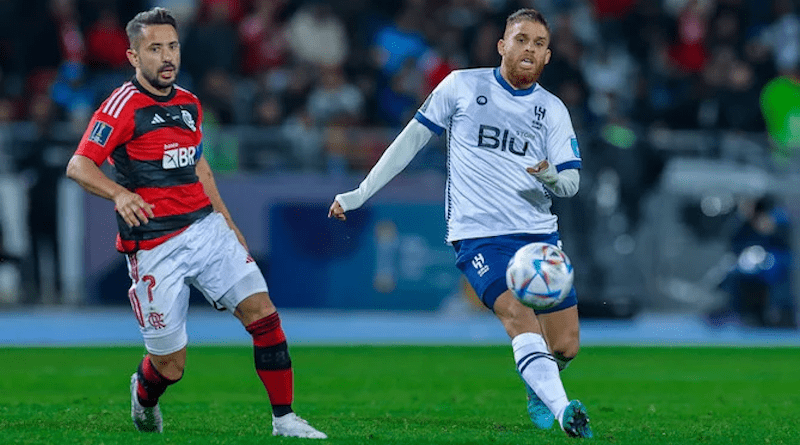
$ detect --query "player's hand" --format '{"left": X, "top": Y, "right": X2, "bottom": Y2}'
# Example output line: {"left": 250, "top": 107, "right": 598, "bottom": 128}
{"left": 526, "top": 159, "right": 549, "bottom": 175}
{"left": 328, "top": 200, "right": 346, "bottom": 221}
{"left": 114, "top": 191, "right": 155, "bottom": 227}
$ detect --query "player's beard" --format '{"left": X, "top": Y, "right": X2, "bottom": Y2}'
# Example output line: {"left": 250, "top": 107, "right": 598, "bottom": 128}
{"left": 144, "top": 64, "right": 178, "bottom": 92}
{"left": 505, "top": 58, "right": 544, "bottom": 89}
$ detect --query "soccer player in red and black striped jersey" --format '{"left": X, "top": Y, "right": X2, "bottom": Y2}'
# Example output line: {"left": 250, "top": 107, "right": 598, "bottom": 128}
{"left": 66, "top": 7, "right": 326, "bottom": 439}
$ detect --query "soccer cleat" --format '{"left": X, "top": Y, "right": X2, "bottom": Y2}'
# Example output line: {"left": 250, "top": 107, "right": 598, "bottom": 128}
{"left": 272, "top": 412, "right": 327, "bottom": 439}
{"left": 560, "top": 399, "right": 592, "bottom": 438}
{"left": 130, "top": 373, "right": 163, "bottom": 433}
{"left": 523, "top": 381, "right": 555, "bottom": 429}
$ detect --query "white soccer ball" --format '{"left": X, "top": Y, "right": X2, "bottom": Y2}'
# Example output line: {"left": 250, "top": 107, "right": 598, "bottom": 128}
{"left": 506, "top": 242, "right": 574, "bottom": 310}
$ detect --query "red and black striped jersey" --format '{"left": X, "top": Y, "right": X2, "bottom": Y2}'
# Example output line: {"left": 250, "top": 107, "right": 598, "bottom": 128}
{"left": 75, "top": 78, "right": 213, "bottom": 253}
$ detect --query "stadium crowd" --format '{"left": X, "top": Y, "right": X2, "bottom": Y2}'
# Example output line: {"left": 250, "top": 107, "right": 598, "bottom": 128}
{"left": 0, "top": 0, "right": 798, "bottom": 321}
{"left": 0, "top": 0, "right": 797, "bottom": 166}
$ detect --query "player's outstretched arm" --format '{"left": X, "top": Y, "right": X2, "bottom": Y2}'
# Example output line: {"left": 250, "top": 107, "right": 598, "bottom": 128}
{"left": 66, "top": 154, "right": 155, "bottom": 227}
{"left": 329, "top": 119, "right": 434, "bottom": 221}
{"left": 526, "top": 159, "right": 580, "bottom": 198}
{"left": 196, "top": 156, "right": 249, "bottom": 250}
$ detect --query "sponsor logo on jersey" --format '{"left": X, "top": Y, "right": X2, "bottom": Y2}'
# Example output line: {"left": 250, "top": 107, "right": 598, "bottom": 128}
{"left": 88, "top": 120, "right": 113, "bottom": 147}
{"left": 162, "top": 145, "right": 197, "bottom": 169}
{"left": 477, "top": 124, "right": 529, "bottom": 156}
{"left": 151, "top": 113, "right": 166, "bottom": 125}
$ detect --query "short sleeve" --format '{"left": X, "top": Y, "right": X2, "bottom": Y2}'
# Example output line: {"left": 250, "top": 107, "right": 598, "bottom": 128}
{"left": 414, "top": 71, "right": 458, "bottom": 136}
{"left": 74, "top": 108, "right": 132, "bottom": 165}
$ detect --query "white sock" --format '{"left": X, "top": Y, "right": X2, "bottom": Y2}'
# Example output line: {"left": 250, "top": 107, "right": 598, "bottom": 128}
{"left": 512, "top": 332, "right": 569, "bottom": 424}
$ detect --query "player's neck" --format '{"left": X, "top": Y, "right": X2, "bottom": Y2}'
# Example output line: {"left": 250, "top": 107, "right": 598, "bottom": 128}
{"left": 135, "top": 73, "right": 173, "bottom": 97}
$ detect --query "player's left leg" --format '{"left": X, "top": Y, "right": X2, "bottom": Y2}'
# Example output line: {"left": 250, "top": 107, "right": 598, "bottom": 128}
{"left": 232, "top": 291, "right": 327, "bottom": 439}
{"left": 494, "top": 292, "right": 569, "bottom": 421}
{"left": 537, "top": 305, "right": 581, "bottom": 371}
{"left": 192, "top": 213, "right": 326, "bottom": 439}
{"left": 537, "top": 305, "right": 591, "bottom": 438}
{"left": 494, "top": 291, "right": 591, "bottom": 438}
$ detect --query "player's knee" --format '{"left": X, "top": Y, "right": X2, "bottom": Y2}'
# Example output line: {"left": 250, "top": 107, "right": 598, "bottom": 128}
{"left": 550, "top": 336, "right": 580, "bottom": 371}
{"left": 236, "top": 292, "right": 277, "bottom": 325}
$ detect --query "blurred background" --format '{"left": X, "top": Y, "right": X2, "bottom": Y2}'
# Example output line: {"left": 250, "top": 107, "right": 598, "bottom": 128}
{"left": 1, "top": 0, "right": 799, "bottom": 345}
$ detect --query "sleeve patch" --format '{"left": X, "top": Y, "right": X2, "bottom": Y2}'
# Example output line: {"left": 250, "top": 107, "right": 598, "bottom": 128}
{"left": 88, "top": 121, "right": 114, "bottom": 147}
{"left": 570, "top": 137, "right": 580, "bottom": 158}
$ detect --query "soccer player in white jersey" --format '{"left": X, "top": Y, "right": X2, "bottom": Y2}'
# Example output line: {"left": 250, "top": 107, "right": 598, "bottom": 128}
{"left": 329, "top": 8, "right": 591, "bottom": 438}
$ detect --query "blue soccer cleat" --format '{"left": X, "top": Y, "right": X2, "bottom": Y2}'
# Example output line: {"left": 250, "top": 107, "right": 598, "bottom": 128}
{"left": 522, "top": 380, "right": 555, "bottom": 429}
{"left": 561, "top": 399, "right": 592, "bottom": 438}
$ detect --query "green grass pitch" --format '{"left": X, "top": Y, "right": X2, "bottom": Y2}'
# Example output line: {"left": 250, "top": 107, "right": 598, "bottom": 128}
{"left": 1, "top": 345, "right": 798, "bottom": 444}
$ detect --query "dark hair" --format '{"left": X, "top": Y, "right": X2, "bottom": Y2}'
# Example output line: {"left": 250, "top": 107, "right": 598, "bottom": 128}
{"left": 126, "top": 7, "right": 178, "bottom": 49}
{"left": 505, "top": 8, "right": 550, "bottom": 36}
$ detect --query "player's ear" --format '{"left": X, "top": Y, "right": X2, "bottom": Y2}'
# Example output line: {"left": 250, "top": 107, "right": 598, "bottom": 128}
{"left": 497, "top": 38, "right": 505, "bottom": 58}
{"left": 126, "top": 48, "right": 138, "bottom": 68}
{"left": 545, "top": 48, "right": 552, "bottom": 65}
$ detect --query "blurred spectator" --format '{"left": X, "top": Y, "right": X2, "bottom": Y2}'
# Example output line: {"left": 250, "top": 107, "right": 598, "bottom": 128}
{"left": 307, "top": 66, "right": 364, "bottom": 126}
{"left": 84, "top": 6, "right": 129, "bottom": 71}
{"left": 580, "top": 43, "right": 637, "bottom": 119}
{"left": 198, "top": 68, "right": 236, "bottom": 124}
{"left": 376, "top": 59, "right": 423, "bottom": 128}
{"left": 718, "top": 58, "right": 762, "bottom": 131}
{"left": 760, "top": 63, "right": 800, "bottom": 162}
{"left": 252, "top": 93, "right": 285, "bottom": 127}
{"left": 182, "top": 0, "right": 238, "bottom": 83}
{"left": 238, "top": 0, "right": 289, "bottom": 76}
{"left": 712, "top": 196, "right": 797, "bottom": 328}
{"left": 668, "top": 0, "right": 710, "bottom": 74}
{"left": 199, "top": 0, "right": 247, "bottom": 23}
{"left": 17, "top": 93, "right": 72, "bottom": 303}
{"left": 539, "top": 26, "right": 590, "bottom": 129}
{"left": 420, "top": 25, "right": 465, "bottom": 95}
{"left": 370, "top": 4, "right": 432, "bottom": 77}
{"left": 758, "top": 0, "right": 800, "bottom": 74}
{"left": 287, "top": 2, "right": 350, "bottom": 68}
{"left": 28, "top": 0, "right": 84, "bottom": 68}
{"left": 467, "top": 20, "right": 501, "bottom": 67}
{"left": 283, "top": 106, "right": 325, "bottom": 170}
{"left": 50, "top": 61, "right": 95, "bottom": 133}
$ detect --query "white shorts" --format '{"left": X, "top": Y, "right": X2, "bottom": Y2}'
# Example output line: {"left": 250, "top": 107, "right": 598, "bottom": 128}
{"left": 125, "top": 212, "right": 268, "bottom": 355}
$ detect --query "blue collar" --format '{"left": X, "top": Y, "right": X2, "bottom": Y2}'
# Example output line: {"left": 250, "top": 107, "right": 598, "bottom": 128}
{"left": 493, "top": 67, "right": 537, "bottom": 96}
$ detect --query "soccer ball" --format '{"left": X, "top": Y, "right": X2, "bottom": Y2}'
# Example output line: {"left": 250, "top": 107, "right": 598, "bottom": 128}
{"left": 506, "top": 242, "right": 574, "bottom": 310}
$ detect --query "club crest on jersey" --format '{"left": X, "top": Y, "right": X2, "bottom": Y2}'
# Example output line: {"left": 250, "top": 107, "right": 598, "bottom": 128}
{"left": 181, "top": 109, "right": 196, "bottom": 131}
{"left": 163, "top": 145, "right": 197, "bottom": 169}
{"left": 534, "top": 106, "right": 546, "bottom": 121}
{"left": 88, "top": 120, "right": 113, "bottom": 147}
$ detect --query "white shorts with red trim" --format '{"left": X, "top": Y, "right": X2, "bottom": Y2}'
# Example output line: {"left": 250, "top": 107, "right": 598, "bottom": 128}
{"left": 125, "top": 212, "right": 268, "bottom": 355}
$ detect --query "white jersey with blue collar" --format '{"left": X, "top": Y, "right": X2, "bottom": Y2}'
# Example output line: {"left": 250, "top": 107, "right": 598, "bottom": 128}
{"left": 414, "top": 67, "right": 581, "bottom": 243}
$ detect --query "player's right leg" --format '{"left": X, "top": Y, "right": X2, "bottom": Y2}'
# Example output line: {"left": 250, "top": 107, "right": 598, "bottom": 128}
{"left": 125, "top": 241, "right": 193, "bottom": 433}
{"left": 494, "top": 291, "right": 592, "bottom": 438}
{"left": 130, "top": 348, "right": 185, "bottom": 432}
{"left": 537, "top": 299, "right": 581, "bottom": 371}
